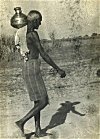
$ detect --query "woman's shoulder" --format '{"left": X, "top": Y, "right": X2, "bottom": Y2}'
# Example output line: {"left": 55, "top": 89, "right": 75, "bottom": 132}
{"left": 30, "top": 31, "right": 40, "bottom": 40}
{"left": 26, "top": 31, "right": 40, "bottom": 42}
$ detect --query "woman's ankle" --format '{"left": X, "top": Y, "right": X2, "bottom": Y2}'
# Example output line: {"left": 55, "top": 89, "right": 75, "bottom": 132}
{"left": 35, "top": 126, "right": 41, "bottom": 133}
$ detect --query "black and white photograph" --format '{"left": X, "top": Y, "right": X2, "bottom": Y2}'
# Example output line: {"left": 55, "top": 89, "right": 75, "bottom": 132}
{"left": 0, "top": 0, "right": 100, "bottom": 139}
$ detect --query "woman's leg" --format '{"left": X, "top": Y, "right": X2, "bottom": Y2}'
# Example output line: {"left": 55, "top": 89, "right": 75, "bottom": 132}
{"left": 16, "top": 96, "right": 48, "bottom": 133}
{"left": 34, "top": 101, "right": 41, "bottom": 134}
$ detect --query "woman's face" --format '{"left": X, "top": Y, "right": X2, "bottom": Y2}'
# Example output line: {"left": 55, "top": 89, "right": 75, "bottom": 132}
{"left": 33, "top": 18, "right": 42, "bottom": 29}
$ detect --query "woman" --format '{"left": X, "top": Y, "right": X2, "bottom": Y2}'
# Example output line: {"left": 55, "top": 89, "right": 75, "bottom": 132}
{"left": 15, "top": 10, "right": 66, "bottom": 137}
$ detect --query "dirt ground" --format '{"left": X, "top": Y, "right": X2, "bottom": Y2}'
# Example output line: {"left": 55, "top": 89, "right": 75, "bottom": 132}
{"left": 0, "top": 59, "right": 100, "bottom": 139}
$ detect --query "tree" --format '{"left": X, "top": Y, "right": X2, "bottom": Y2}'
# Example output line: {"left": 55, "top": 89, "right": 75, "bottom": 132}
{"left": 49, "top": 31, "right": 56, "bottom": 47}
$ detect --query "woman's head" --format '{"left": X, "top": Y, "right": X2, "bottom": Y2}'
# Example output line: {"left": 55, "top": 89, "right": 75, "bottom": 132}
{"left": 27, "top": 10, "right": 42, "bottom": 30}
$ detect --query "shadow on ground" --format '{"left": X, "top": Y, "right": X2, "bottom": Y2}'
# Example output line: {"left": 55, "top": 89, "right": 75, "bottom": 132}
{"left": 25, "top": 101, "right": 85, "bottom": 139}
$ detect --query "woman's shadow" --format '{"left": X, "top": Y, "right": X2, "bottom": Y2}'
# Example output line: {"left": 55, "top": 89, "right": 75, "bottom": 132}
{"left": 25, "top": 101, "right": 85, "bottom": 139}
{"left": 42, "top": 101, "right": 85, "bottom": 133}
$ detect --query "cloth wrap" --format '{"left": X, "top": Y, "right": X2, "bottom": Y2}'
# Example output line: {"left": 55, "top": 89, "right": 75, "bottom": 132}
{"left": 22, "top": 59, "right": 48, "bottom": 101}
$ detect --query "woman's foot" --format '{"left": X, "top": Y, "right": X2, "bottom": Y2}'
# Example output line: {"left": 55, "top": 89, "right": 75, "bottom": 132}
{"left": 34, "top": 132, "right": 46, "bottom": 138}
{"left": 15, "top": 120, "right": 24, "bottom": 134}
{"left": 34, "top": 128, "right": 47, "bottom": 138}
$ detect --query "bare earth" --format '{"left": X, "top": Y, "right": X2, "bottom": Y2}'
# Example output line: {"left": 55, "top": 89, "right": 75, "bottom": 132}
{"left": 0, "top": 58, "right": 100, "bottom": 139}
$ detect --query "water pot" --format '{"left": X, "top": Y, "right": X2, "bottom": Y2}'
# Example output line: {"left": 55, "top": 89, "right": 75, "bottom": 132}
{"left": 10, "top": 7, "right": 27, "bottom": 29}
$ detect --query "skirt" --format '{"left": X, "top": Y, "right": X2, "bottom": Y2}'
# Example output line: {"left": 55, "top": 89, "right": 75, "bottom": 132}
{"left": 22, "top": 59, "right": 48, "bottom": 101}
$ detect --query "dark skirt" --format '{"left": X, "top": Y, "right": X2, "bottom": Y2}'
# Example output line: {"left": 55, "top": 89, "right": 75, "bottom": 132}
{"left": 22, "top": 59, "right": 48, "bottom": 101}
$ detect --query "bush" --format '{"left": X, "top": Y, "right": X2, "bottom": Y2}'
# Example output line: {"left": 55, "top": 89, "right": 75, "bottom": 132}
{"left": 0, "top": 34, "right": 15, "bottom": 61}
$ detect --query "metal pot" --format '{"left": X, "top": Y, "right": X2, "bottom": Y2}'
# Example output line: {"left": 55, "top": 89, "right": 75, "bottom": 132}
{"left": 10, "top": 7, "right": 27, "bottom": 29}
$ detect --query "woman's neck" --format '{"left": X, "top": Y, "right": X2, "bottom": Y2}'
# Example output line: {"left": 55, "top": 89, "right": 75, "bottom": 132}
{"left": 27, "top": 27, "right": 35, "bottom": 33}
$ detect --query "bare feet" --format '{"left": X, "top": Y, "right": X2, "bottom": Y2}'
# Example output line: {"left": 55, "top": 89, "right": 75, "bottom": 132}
{"left": 34, "top": 132, "right": 46, "bottom": 138}
{"left": 35, "top": 128, "right": 47, "bottom": 138}
{"left": 15, "top": 121, "right": 24, "bottom": 135}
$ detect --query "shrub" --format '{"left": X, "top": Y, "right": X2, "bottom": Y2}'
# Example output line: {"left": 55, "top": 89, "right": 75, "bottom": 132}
{"left": 0, "top": 34, "right": 15, "bottom": 61}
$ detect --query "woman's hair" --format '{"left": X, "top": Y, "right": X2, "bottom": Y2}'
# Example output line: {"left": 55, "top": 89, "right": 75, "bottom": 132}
{"left": 27, "top": 10, "right": 42, "bottom": 22}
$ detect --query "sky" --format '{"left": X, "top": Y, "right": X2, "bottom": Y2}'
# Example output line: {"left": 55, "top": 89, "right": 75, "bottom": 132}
{"left": 0, "top": 0, "right": 100, "bottom": 39}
